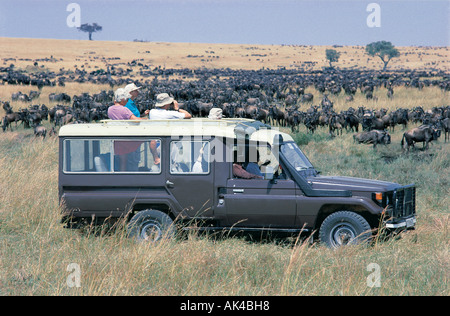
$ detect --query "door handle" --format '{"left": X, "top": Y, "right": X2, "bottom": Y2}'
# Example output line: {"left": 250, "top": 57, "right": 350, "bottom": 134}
{"left": 166, "top": 180, "right": 175, "bottom": 188}
{"left": 233, "top": 189, "right": 244, "bottom": 193}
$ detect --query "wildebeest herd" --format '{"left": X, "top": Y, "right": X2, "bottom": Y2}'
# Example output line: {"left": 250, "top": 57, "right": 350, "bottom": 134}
{"left": 1, "top": 64, "right": 449, "bottom": 150}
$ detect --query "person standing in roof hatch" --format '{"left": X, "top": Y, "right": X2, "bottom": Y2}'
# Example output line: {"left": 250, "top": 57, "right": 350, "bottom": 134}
{"left": 149, "top": 93, "right": 192, "bottom": 119}
{"left": 124, "top": 83, "right": 149, "bottom": 118}
{"left": 108, "top": 88, "right": 144, "bottom": 120}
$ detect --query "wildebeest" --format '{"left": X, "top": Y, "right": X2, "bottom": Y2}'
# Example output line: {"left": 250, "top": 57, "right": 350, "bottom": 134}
{"left": 286, "top": 110, "right": 301, "bottom": 133}
{"left": 268, "top": 105, "right": 286, "bottom": 126}
{"left": 321, "top": 94, "right": 333, "bottom": 111}
{"left": 304, "top": 113, "right": 319, "bottom": 134}
{"left": 34, "top": 125, "right": 47, "bottom": 138}
{"left": 353, "top": 130, "right": 391, "bottom": 148}
{"left": 328, "top": 113, "right": 343, "bottom": 137}
{"left": 49, "top": 93, "right": 71, "bottom": 103}
{"left": 440, "top": 118, "right": 449, "bottom": 142}
{"left": 300, "top": 93, "right": 314, "bottom": 103}
{"left": 2, "top": 112, "right": 21, "bottom": 131}
{"left": 244, "top": 104, "right": 259, "bottom": 120}
{"left": 11, "top": 91, "right": 31, "bottom": 102}
{"left": 255, "top": 108, "right": 269, "bottom": 124}
{"left": 344, "top": 112, "right": 359, "bottom": 132}
{"left": 401, "top": 125, "right": 441, "bottom": 151}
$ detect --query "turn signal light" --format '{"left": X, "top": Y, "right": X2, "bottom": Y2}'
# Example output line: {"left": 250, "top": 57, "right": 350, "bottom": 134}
{"left": 374, "top": 192, "right": 383, "bottom": 203}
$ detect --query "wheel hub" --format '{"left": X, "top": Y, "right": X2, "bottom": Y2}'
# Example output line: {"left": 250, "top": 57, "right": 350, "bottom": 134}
{"left": 331, "top": 224, "right": 356, "bottom": 247}
{"left": 140, "top": 221, "right": 162, "bottom": 242}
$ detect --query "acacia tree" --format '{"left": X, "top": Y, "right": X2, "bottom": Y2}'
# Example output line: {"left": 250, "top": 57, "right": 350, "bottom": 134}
{"left": 78, "top": 23, "right": 102, "bottom": 41}
{"left": 325, "top": 49, "right": 341, "bottom": 68}
{"left": 365, "top": 41, "right": 400, "bottom": 71}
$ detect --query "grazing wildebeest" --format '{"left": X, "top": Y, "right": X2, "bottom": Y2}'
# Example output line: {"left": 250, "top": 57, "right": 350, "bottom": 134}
{"left": 34, "top": 125, "right": 47, "bottom": 138}
{"left": 268, "top": 105, "right": 286, "bottom": 126}
{"left": 286, "top": 110, "right": 301, "bottom": 133}
{"left": 255, "top": 108, "right": 269, "bottom": 124}
{"left": 396, "top": 108, "right": 409, "bottom": 129}
{"left": 244, "top": 105, "right": 259, "bottom": 120}
{"left": 387, "top": 87, "right": 394, "bottom": 99}
{"left": 49, "top": 93, "right": 71, "bottom": 103}
{"left": 440, "top": 118, "right": 449, "bottom": 142}
{"left": 353, "top": 130, "right": 391, "bottom": 148}
{"left": 11, "top": 91, "right": 32, "bottom": 102}
{"left": 401, "top": 125, "right": 441, "bottom": 151}
{"left": 197, "top": 102, "right": 213, "bottom": 117}
{"left": 344, "top": 112, "right": 359, "bottom": 132}
{"left": 2, "top": 112, "right": 21, "bottom": 131}
{"left": 321, "top": 94, "right": 333, "bottom": 111}
{"left": 328, "top": 113, "right": 343, "bottom": 137}
{"left": 304, "top": 113, "right": 319, "bottom": 134}
{"left": 300, "top": 93, "right": 314, "bottom": 103}
{"left": 222, "top": 103, "right": 236, "bottom": 118}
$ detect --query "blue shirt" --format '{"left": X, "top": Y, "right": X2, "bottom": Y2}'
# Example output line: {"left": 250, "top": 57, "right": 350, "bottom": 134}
{"left": 125, "top": 99, "right": 140, "bottom": 117}
{"left": 245, "top": 162, "right": 263, "bottom": 177}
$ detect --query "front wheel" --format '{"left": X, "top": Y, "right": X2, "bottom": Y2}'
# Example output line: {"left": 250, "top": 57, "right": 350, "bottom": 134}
{"left": 319, "top": 211, "right": 372, "bottom": 248}
{"left": 127, "top": 210, "right": 175, "bottom": 243}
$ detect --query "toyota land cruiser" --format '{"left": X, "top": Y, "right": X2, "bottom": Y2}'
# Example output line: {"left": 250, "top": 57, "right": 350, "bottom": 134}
{"left": 58, "top": 118, "right": 416, "bottom": 248}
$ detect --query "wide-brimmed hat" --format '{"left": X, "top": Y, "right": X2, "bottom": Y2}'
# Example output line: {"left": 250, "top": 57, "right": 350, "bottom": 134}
{"left": 155, "top": 93, "right": 174, "bottom": 108}
{"left": 124, "top": 83, "right": 141, "bottom": 93}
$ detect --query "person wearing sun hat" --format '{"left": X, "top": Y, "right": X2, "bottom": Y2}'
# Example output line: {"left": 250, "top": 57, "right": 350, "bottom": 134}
{"left": 149, "top": 93, "right": 192, "bottom": 119}
{"left": 124, "top": 83, "right": 149, "bottom": 118}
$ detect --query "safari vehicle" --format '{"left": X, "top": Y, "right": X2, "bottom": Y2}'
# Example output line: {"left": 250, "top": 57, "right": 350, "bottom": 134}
{"left": 58, "top": 118, "right": 416, "bottom": 248}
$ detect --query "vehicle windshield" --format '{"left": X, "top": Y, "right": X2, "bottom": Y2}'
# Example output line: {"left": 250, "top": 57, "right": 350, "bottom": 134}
{"left": 280, "top": 142, "right": 315, "bottom": 173}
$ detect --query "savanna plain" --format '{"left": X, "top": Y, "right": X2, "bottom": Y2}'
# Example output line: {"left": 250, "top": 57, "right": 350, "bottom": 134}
{"left": 0, "top": 38, "right": 448, "bottom": 296}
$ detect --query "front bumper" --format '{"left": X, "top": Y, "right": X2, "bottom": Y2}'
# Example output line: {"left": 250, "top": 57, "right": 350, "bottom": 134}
{"left": 385, "top": 216, "right": 416, "bottom": 229}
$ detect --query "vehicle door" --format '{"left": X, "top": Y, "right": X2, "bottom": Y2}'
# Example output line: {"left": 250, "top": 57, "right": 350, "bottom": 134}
{"left": 166, "top": 139, "right": 214, "bottom": 218}
{"left": 223, "top": 178, "right": 297, "bottom": 228}
{"left": 222, "top": 143, "right": 297, "bottom": 228}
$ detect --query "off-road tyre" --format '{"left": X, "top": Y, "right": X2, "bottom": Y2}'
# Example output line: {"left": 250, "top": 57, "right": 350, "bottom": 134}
{"left": 127, "top": 209, "right": 175, "bottom": 242}
{"left": 319, "top": 211, "right": 372, "bottom": 248}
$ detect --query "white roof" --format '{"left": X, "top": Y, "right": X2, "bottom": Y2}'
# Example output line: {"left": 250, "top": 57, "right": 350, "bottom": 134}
{"left": 58, "top": 118, "right": 294, "bottom": 145}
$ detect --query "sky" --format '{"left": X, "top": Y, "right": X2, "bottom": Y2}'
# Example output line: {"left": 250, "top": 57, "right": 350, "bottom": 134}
{"left": 0, "top": 0, "right": 448, "bottom": 46}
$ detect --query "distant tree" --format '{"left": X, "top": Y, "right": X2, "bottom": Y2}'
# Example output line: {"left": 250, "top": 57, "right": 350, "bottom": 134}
{"left": 77, "top": 23, "right": 102, "bottom": 41}
{"left": 325, "top": 49, "right": 341, "bottom": 68}
{"left": 365, "top": 41, "right": 400, "bottom": 71}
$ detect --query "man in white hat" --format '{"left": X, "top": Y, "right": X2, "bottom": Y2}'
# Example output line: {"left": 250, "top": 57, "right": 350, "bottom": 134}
{"left": 124, "top": 83, "right": 149, "bottom": 118}
{"left": 149, "top": 93, "right": 192, "bottom": 120}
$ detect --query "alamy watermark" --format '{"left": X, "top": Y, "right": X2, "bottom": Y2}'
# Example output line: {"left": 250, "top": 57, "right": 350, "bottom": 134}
{"left": 66, "top": 3, "right": 81, "bottom": 28}
{"left": 66, "top": 263, "right": 81, "bottom": 288}
{"left": 366, "top": 263, "right": 381, "bottom": 288}
{"left": 366, "top": 3, "right": 381, "bottom": 28}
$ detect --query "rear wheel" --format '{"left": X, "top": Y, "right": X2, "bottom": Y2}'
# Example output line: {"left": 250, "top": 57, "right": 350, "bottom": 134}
{"left": 127, "top": 210, "right": 175, "bottom": 242}
{"left": 319, "top": 211, "right": 372, "bottom": 248}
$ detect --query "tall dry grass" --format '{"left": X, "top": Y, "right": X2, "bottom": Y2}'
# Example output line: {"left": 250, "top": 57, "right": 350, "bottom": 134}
{"left": 0, "top": 121, "right": 448, "bottom": 295}
{"left": 0, "top": 39, "right": 448, "bottom": 296}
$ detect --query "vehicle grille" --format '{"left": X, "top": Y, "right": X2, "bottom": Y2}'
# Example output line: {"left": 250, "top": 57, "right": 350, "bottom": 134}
{"left": 392, "top": 185, "right": 416, "bottom": 218}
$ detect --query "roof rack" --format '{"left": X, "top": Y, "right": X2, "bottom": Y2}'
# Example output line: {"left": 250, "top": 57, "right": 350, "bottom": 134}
{"left": 58, "top": 118, "right": 293, "bottom": 145}
{"left": 98, "top": 118, "right": 256, "bottom": 128}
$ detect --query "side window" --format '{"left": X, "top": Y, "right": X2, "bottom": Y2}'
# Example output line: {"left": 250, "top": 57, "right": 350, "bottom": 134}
{"left": 258, "top": 144, "right": 287, "bottom": 179}
{"left": 113, "top": 139, "right": 161, "bottom": 173}
{"left": 64, "top": 139, "right": 112, "bottom": 172}
{"left": 170, "top": 140, "right": 210, "bottom": 174}
{"left": 63, "top": 139, "right": 161, "bottom": 173}
{"left": 232, "top": 143, "right": 283, "bottom": 179}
